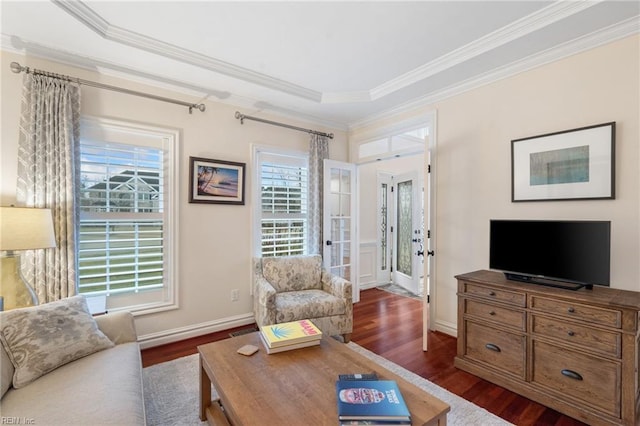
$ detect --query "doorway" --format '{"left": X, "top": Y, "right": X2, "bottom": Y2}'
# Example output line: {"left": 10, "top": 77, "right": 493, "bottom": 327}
{"left": 353, "top": 113, "right": 436, "bottom": 351}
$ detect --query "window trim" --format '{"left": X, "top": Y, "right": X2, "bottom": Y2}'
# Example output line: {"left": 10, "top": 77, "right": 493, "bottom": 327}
{"left": 80, "top": 116, "right": 180, "bottom": 316}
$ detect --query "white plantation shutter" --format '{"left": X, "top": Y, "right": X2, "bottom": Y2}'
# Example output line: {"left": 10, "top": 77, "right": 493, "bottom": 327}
{"left": 257, "top": 150, "right": 309, "bottom": 257}
{"left": 78, "top": 118, "right": 177, "bottom": 312}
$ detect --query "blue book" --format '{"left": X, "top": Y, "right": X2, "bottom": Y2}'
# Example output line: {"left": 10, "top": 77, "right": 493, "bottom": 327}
{"left": 336, "top": 380, "right": 411, "bottom": 422}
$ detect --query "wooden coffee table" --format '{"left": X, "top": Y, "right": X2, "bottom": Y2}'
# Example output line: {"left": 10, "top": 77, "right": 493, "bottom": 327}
{"left": 198, "top": 332, "right": 450, "bottom": 425}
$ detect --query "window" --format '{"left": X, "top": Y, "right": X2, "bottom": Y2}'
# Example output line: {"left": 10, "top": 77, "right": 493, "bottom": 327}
{"left": 78, "top": 117, "right": 178, "bottom": 313}
{"left": 254, "top": 147, "right": 309, "bottom": 257}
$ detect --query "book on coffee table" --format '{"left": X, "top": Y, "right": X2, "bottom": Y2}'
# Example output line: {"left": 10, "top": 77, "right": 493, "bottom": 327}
{"left": 336, "top": 380, "right": 411, "bottom": 423}
{"left": 258, "top": 332, "right": 321, "bottom": 354}
{"left": 260, "top": 319, "right": 322, "bottom": 348}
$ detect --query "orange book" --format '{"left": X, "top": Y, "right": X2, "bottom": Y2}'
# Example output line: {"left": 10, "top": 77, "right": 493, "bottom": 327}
{"left": 260, "top": 319, "right": 322, "bottom": 348}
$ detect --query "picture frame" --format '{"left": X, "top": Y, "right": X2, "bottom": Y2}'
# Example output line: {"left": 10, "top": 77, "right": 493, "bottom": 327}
{"left": 511, "top": 122, "right": 615, "bottom": 202}
{"left": 189, "top": 156, "right": 246, "bottom": 205}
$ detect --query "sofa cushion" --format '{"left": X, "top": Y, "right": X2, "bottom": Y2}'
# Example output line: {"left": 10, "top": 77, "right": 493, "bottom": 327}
{"left": 262, "top": 255, "right": 322, "bottom": 292}
{"left": 275, "top": 289, "right": 346, "bottom": 323}
{"left": 0, "top": 342, "right": 146, "bottom": 425}
{"left": 0, "top": 295, "right": 114, "bottom": 388}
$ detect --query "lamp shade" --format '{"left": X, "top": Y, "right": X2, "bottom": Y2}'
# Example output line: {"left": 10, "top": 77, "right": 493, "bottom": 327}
{"left": 0, "top": 207, "right": 57, "bottom": 251}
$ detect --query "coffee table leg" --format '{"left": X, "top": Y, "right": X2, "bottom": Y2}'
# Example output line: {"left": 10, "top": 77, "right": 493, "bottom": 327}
{"left": 199, "top": 355, "right": 211, "bottom": 421}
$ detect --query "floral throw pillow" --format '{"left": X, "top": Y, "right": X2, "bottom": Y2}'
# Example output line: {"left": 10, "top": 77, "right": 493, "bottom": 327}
{"left": 0, "top": 295, "right": 114, "bottom": 388}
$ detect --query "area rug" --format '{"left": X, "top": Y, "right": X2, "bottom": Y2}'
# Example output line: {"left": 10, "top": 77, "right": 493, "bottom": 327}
{"left": 377, "top": 283, "right": 423, "bottom": 301}
{"left": 143, "top": 342, "right": 512, "bottom": 426}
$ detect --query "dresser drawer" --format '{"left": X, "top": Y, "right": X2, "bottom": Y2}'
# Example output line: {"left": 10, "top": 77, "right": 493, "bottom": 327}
{"left": 464, "top": 320, "right": 526, "bottom": 379}
{"left": 531, "top": 296, "right": 621, "bottom": 328}
{"left": 465, "top": 299, "right": 525, "bottom": 331}
{"left": 532, "top": 315, "right": 621, "bottom": 358}
{"left": 532, "top": 340, "right": 621, "bottom": 418}
{"left": 461, "top": 282, "right": 526, "bottom": 307}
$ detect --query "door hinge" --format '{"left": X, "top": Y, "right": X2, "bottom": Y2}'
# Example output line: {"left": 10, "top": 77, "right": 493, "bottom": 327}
{"left": 391, "top": 186, "right": 394, "bottom": 192}
{"left": 390, "top": 226, "right": 393, "bottom": 233}
{"left": 427, "top": 294, "right": 430, "bottom": 303}
{"left": 427, "top": 230, "right": 431, "bottom": 238}
{"left": 428, "top": 164, "right": 431, "bottom": 173}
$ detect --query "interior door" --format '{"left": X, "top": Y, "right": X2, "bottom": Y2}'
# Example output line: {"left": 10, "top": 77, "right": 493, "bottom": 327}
{"left": 323, "top": 159, "right": 357, "bottom": 302}
{"left": 392, "top": 171, "right": 423, "bottom": 295}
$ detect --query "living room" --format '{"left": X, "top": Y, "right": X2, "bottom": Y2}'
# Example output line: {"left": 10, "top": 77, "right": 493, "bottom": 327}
{"left": 1, "top": 2, "right": 639, "bottom": 425}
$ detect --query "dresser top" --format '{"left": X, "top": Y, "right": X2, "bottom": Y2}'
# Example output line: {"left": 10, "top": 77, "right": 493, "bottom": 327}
{"left": 456, "top": 270, "right": 640, "bottom": 311}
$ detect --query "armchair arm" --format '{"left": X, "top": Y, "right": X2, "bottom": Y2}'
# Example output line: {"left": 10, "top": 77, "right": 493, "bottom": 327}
{"left": 94, "top": 311, "right": 137, "bottom": 344}
{"left": 253, "top": 276, "right": 277, "bottom": 328}
{"left": 321, "top": 270, "right": 352, "bottom": 301}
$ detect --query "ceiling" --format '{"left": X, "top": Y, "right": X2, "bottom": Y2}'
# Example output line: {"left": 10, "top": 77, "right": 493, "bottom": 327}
{"left": 1, "top": 1, "right": 638, "bottom": 130}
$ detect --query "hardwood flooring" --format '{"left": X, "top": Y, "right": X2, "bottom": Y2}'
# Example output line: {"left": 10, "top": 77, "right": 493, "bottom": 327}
{"left": 141, "top": 287, "right": 586, "bottom": 426}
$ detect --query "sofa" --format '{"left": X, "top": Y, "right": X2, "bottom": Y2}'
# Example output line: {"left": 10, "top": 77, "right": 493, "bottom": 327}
{"left": 0, "top": 295, "right": 146, "bottom": 425}
{"left": 253, "top": 254, "right": 353, "bottom": 342}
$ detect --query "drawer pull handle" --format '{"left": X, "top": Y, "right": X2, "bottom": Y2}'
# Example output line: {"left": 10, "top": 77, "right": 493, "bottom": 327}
{"left": 561, "top": 369, "right": 583, "bottom": 381}
{"left": 485, "top": 343, "right": 501, "bottom": 352}
{"left": 568, "top": 307, "right": 575, "bottom": 313}
{"left": 567, "top": 331, "right": 575, "bottom": 337}
{"left": 489, "top": 311, "right": 496, "bottom": 316}
{"left": 489, "top": 291, "right": 496, "bottom": 296}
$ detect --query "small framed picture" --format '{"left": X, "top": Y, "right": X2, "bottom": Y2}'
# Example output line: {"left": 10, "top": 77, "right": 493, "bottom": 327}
{"left": 511, "top": 122, "right": 615, "bottom": 202}
{"left": 189, "top": 156, "right": 246, "bottom": 205}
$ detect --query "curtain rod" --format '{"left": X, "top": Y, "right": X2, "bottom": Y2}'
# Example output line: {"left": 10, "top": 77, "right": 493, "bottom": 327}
{"left": 10, "top": 62, "right": 206, "bottom": 114}
{"left": 234, "top": 111, "right": 333, "bottom": 139}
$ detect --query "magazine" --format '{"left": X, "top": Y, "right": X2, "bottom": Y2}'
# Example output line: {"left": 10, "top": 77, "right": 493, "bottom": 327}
{"left": 336, "top": 380, "right": 411, "bottom": 422}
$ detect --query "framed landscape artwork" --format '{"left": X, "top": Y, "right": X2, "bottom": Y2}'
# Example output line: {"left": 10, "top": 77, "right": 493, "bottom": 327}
{"left": 189, "top": 156, "right": 246, "bottom": 205}
{"left": 511, "top": 122, "right": 615, "bottom": 202}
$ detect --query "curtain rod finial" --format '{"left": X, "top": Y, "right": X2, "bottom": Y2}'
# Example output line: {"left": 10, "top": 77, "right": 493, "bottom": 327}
{"left": 10, "top": 62, "right": 23, "bottom": 74}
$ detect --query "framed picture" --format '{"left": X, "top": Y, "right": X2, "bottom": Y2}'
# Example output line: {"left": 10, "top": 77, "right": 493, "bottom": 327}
{"left": 189, "top": 156, "right": 246, "bottom": 205}
{"left": 511, "top": 122, "right": 615, "bottom": 202}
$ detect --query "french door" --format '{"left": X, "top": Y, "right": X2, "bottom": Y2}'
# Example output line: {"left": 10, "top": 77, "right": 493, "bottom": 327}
{"left": 322, "top": 159, "right": 357, "bottom": 302}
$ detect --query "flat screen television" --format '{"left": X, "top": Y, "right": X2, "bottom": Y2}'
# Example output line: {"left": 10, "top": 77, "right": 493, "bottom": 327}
{"left": 489, "top": 220, "right": 611, "bottom": 290}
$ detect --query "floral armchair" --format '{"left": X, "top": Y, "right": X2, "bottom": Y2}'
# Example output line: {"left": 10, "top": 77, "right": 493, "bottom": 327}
{"left": 253, "top": 255, "right": 353, "bottom": 343}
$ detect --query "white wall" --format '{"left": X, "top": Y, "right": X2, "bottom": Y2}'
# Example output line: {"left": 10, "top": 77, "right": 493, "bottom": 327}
{"left": 0, "top": 51, "right": 348, "bottom": 346}
{"left": 350, "top": 35, "right": 640, "bottom": 334}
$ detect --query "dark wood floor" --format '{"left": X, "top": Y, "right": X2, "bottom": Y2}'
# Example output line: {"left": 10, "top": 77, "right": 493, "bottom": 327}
{"left": 141, "top": 287, "right": 586, "bottom": 426}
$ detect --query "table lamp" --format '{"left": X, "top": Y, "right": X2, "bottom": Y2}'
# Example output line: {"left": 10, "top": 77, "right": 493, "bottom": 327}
{"left": 0, "top": 206, "right": 57, "bottom": 311}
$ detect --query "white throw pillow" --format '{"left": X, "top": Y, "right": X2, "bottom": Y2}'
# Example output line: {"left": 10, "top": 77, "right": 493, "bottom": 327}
{"left": 0, "top": 295, "right": 114, "bottom": 388}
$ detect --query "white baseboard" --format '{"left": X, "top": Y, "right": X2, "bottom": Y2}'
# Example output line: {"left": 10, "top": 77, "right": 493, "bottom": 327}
{"left": 433, "top": 319, "right": 457, "bottom": 338}
{"left": 138, "top": 313, "right": 256, "bottom": 349}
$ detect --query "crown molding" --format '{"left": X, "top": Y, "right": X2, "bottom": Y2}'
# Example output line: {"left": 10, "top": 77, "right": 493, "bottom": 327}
{"left": 53, "top": 0, "right": 603, "bottom": 106}
{"left": 350, "top": 17, "right": 640, "bottom": 130}
{"left": 52, "top": 0, "right": 322, "bottom": 103}
{"left": 369, "top": 0, "right": 601, "bottom": 100}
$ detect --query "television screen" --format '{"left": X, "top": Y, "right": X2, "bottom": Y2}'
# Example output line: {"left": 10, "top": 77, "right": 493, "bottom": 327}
{"left": 489, "top": 220, "right": 611, "bottom": 288}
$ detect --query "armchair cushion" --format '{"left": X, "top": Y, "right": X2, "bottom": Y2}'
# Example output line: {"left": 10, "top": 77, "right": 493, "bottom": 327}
{"left": 275, "top": 290, "right": 346, "bottom": 324}
{"left": 262, "top": 255, "right": 322, "bottom": 292}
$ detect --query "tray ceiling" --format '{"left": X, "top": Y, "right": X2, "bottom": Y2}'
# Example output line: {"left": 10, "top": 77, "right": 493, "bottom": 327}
{"left": 1, "top": 1, "right": 638, "bottom": 129}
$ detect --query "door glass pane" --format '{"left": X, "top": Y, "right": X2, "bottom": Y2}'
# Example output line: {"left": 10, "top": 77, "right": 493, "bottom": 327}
{"left": 340, "top": 170, "right": 351, "bottom": 192}
{"left": 340, "top": 194, "right": 350, "bottom": 216}
{"left": 397, "top": 180, "right": 412, "bottom": 276}
{"left": 331, "top": 169, "right": 340, "bottom": 192}
{"left": 331, "top": 193, "right": 340, "bottom": 216}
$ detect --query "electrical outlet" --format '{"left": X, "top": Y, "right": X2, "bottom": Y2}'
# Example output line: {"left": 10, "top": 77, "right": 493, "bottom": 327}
{"left": 231, "top": 289, "right": 240, "bottom": 302}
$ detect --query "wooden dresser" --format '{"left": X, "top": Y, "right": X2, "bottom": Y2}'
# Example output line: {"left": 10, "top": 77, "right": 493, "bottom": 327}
{"left": 454, "top": 270, "right": 640, "bottom": 426}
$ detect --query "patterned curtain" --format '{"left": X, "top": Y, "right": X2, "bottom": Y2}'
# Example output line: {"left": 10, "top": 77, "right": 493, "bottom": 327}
{"left": 308, "top": 134, "right": 329, "bottom": 255}
{"left": 16, "top": 73, "right": 81, "bottom": 303}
